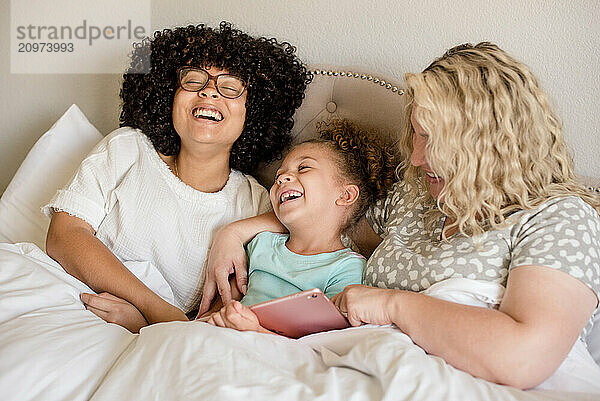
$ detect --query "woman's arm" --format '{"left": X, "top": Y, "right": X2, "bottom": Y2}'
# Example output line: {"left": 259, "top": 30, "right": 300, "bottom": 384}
{"left": 46, "top": 212, "right": 188, "bottom": 326}
{"left": 198, "top": 213, "right": 380, "bottom": 313}
{"left": 333, "top": 266, "right": 597, "bottom": 389}
{"left": 198, "top": 212, "right": 286, "bottom": 314}
{"left": 79, "top": 292, "right": 148, "bottom": 333}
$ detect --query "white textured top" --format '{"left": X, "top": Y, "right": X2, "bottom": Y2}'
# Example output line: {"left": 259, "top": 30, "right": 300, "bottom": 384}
{"left": 43, "top": 127, "right": 272, "bottom": 312}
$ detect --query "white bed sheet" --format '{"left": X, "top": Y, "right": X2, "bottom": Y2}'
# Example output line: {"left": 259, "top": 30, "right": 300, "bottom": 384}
{"left": 1, "top": 242, "right": 598, "bottom": 401}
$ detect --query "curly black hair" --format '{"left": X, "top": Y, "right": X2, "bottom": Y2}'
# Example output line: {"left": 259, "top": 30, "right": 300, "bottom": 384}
{"left": 120, "top": 22, "right": 311, "bottom": 174}
{"left": 307, "top": 119, "right": 398, "bottom": 232}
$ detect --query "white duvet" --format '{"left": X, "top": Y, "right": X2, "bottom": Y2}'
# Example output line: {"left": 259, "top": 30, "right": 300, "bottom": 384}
{"left": 1, "top": 242, "right": 599, "bottom": 401}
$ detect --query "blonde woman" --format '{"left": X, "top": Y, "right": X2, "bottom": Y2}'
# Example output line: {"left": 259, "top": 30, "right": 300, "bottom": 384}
{"left": 199, "top": 43, "right": 600, "bottom": 390}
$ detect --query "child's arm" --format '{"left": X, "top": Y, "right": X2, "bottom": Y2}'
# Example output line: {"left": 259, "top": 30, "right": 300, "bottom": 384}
{"left": 205, "top": 301, "right": 276, "bottom": 335}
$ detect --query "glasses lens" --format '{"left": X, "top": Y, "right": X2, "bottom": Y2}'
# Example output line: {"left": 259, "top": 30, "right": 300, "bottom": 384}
{"left": 179, "top": 68, "right": 208, "bottom": 91}
{"left": 217, "top": 75, "right": 246, "bottom": 98}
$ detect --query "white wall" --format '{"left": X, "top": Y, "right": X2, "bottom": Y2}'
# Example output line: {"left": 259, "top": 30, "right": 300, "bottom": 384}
{"left": 1, "top": 0, "right": 599, "bottom": 194}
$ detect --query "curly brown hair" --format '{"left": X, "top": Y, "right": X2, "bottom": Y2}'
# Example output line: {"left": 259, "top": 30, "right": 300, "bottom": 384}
{"left": 119, "top": 22, "right": 311, "bottom": 174}
{"left": 307, "top": 119, "right": 398, "bottom": 231}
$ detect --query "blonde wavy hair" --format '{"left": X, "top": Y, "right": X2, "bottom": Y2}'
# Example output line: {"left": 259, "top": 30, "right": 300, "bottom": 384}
{"left": 399, "top": 42, "right": 600, "bottom": 239}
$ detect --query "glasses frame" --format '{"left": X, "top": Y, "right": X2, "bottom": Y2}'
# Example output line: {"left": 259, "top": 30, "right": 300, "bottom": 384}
{"left": 176, "top": 66, "right": 247, "bottom": 99}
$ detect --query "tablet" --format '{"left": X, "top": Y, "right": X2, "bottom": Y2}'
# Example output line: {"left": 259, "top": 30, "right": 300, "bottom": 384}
{"left": 250, "top": 288, "right": 350, "bottom": 338}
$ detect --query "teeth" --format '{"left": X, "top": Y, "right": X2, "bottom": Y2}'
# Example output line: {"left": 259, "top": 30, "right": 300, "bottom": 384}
{"left": 279, "top": 190, "right": 302, "bottom": 204}
{"left": 192, "top": 107, "right": 223, "bottom": 121}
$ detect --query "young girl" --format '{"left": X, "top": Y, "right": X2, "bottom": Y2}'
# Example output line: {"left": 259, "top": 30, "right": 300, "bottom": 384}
{"left": 203, "top": 119, "right": 397, "bottom": 333}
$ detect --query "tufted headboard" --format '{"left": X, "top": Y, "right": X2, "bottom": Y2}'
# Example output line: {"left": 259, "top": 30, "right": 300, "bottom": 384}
{"left": 255, "top": 65, "right": 600, "bottom": 197}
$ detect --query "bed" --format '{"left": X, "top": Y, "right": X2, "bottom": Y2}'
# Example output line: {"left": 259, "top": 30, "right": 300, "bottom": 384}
{"left": 1, "top": 67, "right": 599, "bottom": 401}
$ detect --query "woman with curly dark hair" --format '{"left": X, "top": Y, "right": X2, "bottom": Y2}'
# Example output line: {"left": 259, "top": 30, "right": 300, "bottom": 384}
{"left": 43, "top": 22, "right": 311, "bottom": 333}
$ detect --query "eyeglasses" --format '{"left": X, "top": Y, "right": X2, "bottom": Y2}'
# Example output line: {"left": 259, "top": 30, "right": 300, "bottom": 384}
{"left": 177, "top": 66, "right": 247, "bottom": 99}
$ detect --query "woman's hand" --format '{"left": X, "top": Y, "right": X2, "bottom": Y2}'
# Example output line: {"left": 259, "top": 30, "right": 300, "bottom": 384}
{"left": 198, "top": 212, "right": 287, "bottom": 315}
{"left": 48, "top": 211, "right": 187, "bottom": 327}
{"left": 80, "top": 292, "right": 148, "bottom": 333}
{"left": 198, "top": 226, "right": 248, "bottom": 315}
{"left": 333, "top": 268, "right": 597, "bottom": 389}
{"left": 331, "top": 285, "right": 398, "bottom": 327}
{"left": 195, "top": 276, "right": 244, "bottom": 320}
{"left": 206, "top": 301, "right": 272, "bottom": 334}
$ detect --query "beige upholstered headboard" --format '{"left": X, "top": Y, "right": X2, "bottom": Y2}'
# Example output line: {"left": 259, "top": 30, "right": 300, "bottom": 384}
{"left": 255, "top": 65, "right": 600, "bottom": 196}
{"left": 255, "top": 66, "right": 406, "bottom": 187}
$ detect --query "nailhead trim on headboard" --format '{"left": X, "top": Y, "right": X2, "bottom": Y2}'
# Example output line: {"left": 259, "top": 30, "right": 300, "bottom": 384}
{"left": 581, "top": 177, "right": 600, "bottom": 195}
{"left": 309, "top": 69, "right": 405, "bottom": 96}
{"left": 587, "top": 186, "right": 600, "bottom": 194}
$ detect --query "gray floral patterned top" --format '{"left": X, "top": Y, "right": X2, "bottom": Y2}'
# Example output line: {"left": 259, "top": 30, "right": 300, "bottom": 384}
{"left": 366, "top": 181, "right": 600, "bottom": 337}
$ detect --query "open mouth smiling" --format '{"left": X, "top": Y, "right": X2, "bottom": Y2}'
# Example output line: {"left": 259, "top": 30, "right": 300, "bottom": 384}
{"left": 279, "top": 190, "right": 303, "bottom": 205}
{"left": 425, "top": 171, "right": 443, "bottom": 183}
{"left": 192, "top": 106, "right": 223, "bottom": 122}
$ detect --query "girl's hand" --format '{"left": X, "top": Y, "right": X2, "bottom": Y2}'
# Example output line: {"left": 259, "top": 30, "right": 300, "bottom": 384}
{"left": 331, "top": 285, "right": 397, "bottom": 327}
{"left": 206, "top": 301, "right": 272, "bottom": 334}
{"left": 198, "top": 227, "right": 248, "bottom": 315}
{"left": 80, "top": 292, "right": 148, "bottom": 333}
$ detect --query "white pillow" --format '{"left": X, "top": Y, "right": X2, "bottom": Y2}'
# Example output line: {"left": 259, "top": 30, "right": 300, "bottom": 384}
{"left": 0, "top": 105, "right": 103, "bottom": 250}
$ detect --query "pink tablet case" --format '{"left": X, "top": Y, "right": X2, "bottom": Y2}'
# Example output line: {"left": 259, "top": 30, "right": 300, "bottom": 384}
{"left": 250, "top": 288, "right": 350, "bottom": 338}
